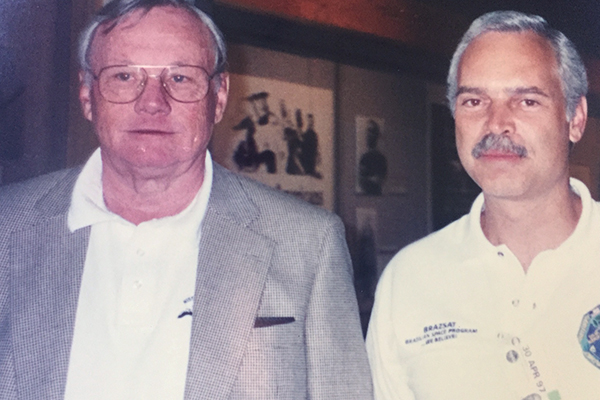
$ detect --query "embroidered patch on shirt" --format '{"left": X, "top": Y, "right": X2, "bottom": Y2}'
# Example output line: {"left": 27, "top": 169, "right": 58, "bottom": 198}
{"left": 404, "top": 321, "right": 478, "bottom": 346}
{"left": 577, "top": 304, "right": 600, "bottom": 369}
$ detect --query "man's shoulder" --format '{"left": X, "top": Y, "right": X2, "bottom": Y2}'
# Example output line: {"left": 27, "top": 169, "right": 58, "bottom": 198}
{"left": 385, "top": 214, "right": 472, "bottom": 272}
{"left": 213, "top": 164, "right": 339, "bottom": 226}
{"left": 0, "top": 167, "right": 80, "bottom": 224}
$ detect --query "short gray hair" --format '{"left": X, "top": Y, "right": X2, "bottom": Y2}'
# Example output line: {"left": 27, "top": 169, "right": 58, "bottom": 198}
{"left": 447, "top": 10, "right": 587, "bottom": 121}
{"left": 79, "top": 0, "right": 227, "bottom": 87}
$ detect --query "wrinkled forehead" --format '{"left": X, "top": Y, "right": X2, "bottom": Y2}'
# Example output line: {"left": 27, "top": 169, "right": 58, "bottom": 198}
{"left": 89, "top": 6, "right": 215, "bottom": 69}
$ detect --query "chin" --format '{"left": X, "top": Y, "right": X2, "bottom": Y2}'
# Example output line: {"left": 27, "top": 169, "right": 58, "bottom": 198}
{"left": 116, "top": 147, "right": 178, "bottom": 170}
{"left": 473, "top": 173, "right": 524, "bottom": 197}
{"left": 479, "top": 180, "right": 530, "bottom": 200}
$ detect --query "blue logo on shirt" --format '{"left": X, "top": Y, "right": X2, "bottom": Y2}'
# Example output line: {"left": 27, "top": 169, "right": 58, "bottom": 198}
{"left": 578, "top": 304, "right": 600, "bottom": 369}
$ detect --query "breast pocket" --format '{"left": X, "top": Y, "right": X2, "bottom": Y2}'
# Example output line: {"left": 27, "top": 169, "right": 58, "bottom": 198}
{"left": 231, "top": 320, "right": 306, "bottom": 400}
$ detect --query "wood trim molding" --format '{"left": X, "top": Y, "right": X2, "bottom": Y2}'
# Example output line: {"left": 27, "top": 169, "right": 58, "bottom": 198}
{"left": 216, "top": 0, "right": 468, "bottom": 56}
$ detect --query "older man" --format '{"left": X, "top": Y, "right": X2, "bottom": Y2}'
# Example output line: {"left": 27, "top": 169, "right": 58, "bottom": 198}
{"left": 367, "top": 11, "right": 600, "bottom": 400}
{"left": 0, "top": 1, "right": 372, "bottom": 399}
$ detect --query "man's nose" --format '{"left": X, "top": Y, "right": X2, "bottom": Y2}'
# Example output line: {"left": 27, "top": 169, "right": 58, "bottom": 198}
{"left": 486, "top": 101, "right": 515, "bottom": 135}
{"left": 133, "top": 76, "right": 171, "bottom": 115}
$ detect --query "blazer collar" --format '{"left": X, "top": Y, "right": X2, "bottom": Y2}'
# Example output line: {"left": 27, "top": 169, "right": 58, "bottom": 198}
{"left": 207, "top": 163, "right": 261, "bottom": 226}
{"left": 34, "top": 167, "right": 82, "bottom": 220}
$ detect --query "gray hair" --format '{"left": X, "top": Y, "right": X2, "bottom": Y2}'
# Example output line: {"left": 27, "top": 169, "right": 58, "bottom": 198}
{"left": 78, "top": 0, "right": 227, "bottom": 87}
{"left": 447, "top": 10, "right": 587, "bottom": 121}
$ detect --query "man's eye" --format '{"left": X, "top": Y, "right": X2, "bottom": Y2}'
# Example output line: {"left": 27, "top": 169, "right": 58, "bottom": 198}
{"left": 522, "top": 99, "right": 539, "bottom": 107}
{"left": 171, "top": 75, "right": 188, "bottom": 83}
{"left": 115, "top": 73, "right": 131, "bottom": 81}
{"left": 462, "top": 98, "right": 481, "bottom": 107}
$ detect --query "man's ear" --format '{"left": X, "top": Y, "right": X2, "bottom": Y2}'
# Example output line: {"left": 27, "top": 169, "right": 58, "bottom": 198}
{"left": 213, "top": 72, "right": 229, "bottom": 124}
{"left": 79, "top": 71, "right": 93, "bottom": 122}
{"left": 569, "top": 96, "right": 587, "bottom": 144}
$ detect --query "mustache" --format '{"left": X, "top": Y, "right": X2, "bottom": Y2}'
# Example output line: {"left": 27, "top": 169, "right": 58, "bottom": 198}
{"left": 471, "top": 133, "right": 528, "bottom": 159}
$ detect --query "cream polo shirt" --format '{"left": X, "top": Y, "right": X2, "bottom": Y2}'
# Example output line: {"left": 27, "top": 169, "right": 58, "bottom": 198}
{"left": 367, "top": 179, "right": 600, "bottom": 400}
{"left": 64, "top": 148, "right": 212, "bottom": 400}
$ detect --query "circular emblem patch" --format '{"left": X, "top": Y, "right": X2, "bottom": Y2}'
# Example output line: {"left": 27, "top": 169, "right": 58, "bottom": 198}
{"left": 578, "top": 304, "right": 600, "bottom": 369}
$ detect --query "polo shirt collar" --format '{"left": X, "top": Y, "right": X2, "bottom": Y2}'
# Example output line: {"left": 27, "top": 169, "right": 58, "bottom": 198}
{"left": 466, "top": 178, "right": 595, "bottom": 255}
{"left": 67, "top": 148, "right": 213, "bottom": 234}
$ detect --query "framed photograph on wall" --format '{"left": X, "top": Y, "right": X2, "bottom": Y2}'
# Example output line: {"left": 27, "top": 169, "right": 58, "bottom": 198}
{"left": 355, "top": 115, "right": 407, "bottom": 196}
{"left": 211, "top": 73, "right": 335, "bottom": 210}
{"left": 355, "top": 116, "right": 386, "bottom": 196}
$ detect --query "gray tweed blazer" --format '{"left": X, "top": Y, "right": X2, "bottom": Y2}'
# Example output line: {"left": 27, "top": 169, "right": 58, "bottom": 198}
{"left": 0, "top": 163, "right": 373, "bottom": 400}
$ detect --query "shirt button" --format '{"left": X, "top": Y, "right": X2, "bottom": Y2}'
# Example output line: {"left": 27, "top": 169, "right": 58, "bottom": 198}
{"left": 506, "top": 350, "right": 519, "bottom": 363}
{"left": 512, "top": 299, "right": 520, "bottom": 307}
{"left": 134, "top": 280, "right": 143, "bottom": 289}
{"left": 136, "top": 248, "right": 145, "bottom": 257}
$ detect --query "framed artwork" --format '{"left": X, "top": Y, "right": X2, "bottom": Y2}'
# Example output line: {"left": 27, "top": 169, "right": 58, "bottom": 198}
{"left": 211, "top": 73, "right": 335, "bottom": 210}
{"left": 355, "top": 115, "right": 407, "bottom": 195}
{"left": 356, "top": 116, "right": 387, "bottom": 195}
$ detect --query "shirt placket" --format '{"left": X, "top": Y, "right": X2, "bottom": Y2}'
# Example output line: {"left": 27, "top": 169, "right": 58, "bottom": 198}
{"left": 490, "top": 245, "right": 542, "bottom": 399}
{"left": 118, "top": 225, "right": 156, "bottom": 329}
{"left": 495, "top": 246, "right": 566, "bottom": 400}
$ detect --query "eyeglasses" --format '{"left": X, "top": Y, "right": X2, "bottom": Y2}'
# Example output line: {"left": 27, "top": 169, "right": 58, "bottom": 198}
{"left": 93, "top": 65, "right": 218, "bottom": 104}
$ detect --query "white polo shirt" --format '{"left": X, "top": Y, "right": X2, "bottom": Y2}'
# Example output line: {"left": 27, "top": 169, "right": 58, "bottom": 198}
{"left": 367, "top": 179, "right": 600, "bottom": 400}
{"left": 64, "top": 149, "right": 212, "bottom": 400}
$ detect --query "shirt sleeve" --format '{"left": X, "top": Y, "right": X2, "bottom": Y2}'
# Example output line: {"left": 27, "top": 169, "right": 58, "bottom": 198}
{"left": 366, "top": 264, "right": 416, "bottom": 400}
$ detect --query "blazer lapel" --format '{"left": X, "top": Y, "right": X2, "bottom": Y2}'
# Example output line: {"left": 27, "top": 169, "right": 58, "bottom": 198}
{"left": 9, "top": 164, "right": 274, "bottom": 399}
{"left": 184, "top": 165, "right": 276, "bottom": 400}
{"left": 10, "top": 170, "right": 88, "bottom": 400}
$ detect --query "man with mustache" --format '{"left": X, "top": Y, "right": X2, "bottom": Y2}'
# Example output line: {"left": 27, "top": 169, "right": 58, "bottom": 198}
{"left": 0, "top": 0, "right": 373, "bottom": 398}
{"left": 367, "top": 11, "right": 600, "bottom": 399}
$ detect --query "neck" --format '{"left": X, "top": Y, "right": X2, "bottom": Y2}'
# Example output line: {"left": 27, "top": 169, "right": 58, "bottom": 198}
{"left": 101, "top": 155, "right": 206, "bottom": 225}
{"left": 480, "top": 184, "right": 582, "bottom": 272}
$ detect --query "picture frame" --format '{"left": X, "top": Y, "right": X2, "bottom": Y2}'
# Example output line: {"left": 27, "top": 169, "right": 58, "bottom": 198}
{"left": 355, "top": 115, "right": 407, "bottom": 195}
{"left": 355, "top": 116, "right": 387, "bottom": 196}
{"left": 211, "top": 73, "right": 335, "bottom": 210}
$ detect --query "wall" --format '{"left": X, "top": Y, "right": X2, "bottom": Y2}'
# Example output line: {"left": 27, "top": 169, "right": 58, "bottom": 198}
{"left": 210, "top": 44, "right": 337, "bottom": 210}
{"left": 66, "top": 0, "right": 102, "bottom": 168}
{"left": 0, "top": 0, "right": 71, "bottom": 184}
{"left": 337, "top": 64, "right": 430, "bottom": 330}
{"left": 337, "top": 65, "right": 429, "bottom": 264}
{"left": 210, "top": 44, "right": 432, "bottom": 331}
{"left": 571, "top": 117, "right": 600, "bottom": 199}
{"left": 226, "top": 43, "right": 335, "bottom": 91}
{"left": 219, "top": 43, "right": 431, "bottom": 248}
